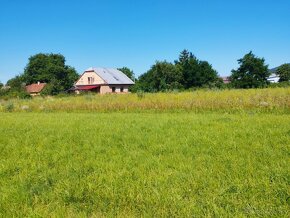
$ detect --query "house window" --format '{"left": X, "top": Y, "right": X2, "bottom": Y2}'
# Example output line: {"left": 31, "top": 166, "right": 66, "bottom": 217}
{"left": 112, "top": 87, "right": 116, "bottom": 93}
{"left": 120, "top": 87, "right": 124, "bottom": 92}
{"left": 88, "top": 77, "right": 94, "bottom": 84}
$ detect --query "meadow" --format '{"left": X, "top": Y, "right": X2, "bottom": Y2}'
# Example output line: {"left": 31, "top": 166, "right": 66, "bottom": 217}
{"left": 0, "top": 88, "right": 289, "bottom": 217}
{"left": 0, "top": 88, "right": 289, "bottom": 113}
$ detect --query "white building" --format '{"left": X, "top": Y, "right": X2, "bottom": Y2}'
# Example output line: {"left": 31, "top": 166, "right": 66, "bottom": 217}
{"left": 267, "top": 73, "right": 280, "bottom": 83}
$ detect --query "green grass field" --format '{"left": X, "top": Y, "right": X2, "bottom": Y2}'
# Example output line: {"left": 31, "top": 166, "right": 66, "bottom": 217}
{"left": 0, "top": 88, "right": 289, "bottom": 217}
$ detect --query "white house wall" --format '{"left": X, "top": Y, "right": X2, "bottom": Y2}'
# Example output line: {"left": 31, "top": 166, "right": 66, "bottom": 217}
{"left": 75, "top": 72, "right": 105, "bottom": 86}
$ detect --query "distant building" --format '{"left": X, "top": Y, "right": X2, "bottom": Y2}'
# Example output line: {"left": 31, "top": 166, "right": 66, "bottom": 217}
{"left": 266, "top": 64, "right": 290, "bottom": 83}
{"left": 220, "top": 76, "right": 230, "bottom": 84}
{"left": 267, "top": 66, "right": 280, "bottom": 83}
{"left": 1, "top": 85, "right": 10, "bottom": 90}
{"left": 25, "top": 82, "right": 46, "bottom": 96}
{"left": 72, "top": 67, "right": 135, "bottom": 94}
{"left": 267, "top": 73, "right": 280, "bottom": 83}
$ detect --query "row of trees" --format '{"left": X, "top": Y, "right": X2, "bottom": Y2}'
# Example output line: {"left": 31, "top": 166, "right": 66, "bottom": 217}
{"left": 1, "top": 50, "right": 290, "bottom": 97}
{"left": 135, "top": 50, "right": 222, "bottom": 92}
{"left": 133, "top": 50, "right": 290, "bottom": 91}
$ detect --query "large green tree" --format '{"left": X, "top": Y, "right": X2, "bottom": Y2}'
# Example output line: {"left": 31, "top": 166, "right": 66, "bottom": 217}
{"left": 230, "top": 52, "right": 270, "bottom": 88}
{"left": 19, "top": 53, "right": 79, "bottom": 94}
{"left": 175, "top": 49, "right": 221, "bottom": 88}
{"left": 138, "top": 61, "right": 183, "bottom": 92}
{"left": 276, "top": 63, "right": 290, "bottom": 82}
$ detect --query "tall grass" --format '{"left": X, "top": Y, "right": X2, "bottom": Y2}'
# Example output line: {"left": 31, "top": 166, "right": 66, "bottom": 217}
{"left": 0, "top": 88, "right": 289, "bottom": 113}
{"left": 0, "top": 112, "right": 289, "bottom": 217}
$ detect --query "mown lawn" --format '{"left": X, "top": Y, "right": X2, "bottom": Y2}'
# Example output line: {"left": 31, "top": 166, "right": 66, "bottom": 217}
{"left": 0, "top": 112, "right": 289, "bottom": 217}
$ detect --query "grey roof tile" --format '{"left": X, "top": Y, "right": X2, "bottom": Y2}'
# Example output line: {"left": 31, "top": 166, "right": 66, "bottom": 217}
{"left": 86, "top": 67, "right": 134, "bottom": 85}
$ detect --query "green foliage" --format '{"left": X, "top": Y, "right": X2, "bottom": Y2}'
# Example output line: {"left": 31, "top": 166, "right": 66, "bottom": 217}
{"left": 0, "top": 81, "right": 3, "bottom": 88}
{"left": 267, "top": 81, "right": 290, "bottom": 88}
{"left": 8, "top": 53, "right": 79, "bottom": 95}
{"left": 128, "top": 81, "right": 141, "bottom": 93}
{"left": 136, "top": 90, "right": 145, "bottom": 99}
{"left": 4, "top": 102, "right": 14, "bottom": 112}
{"left": 276, "top": 63, "right": 290, "bottom": 82}
{"left": 2, "top": 78, "right": 33, "bottom": 100}
{"left": 0, "top": 112, "right": 289, "bottom": 216}
{"left": 175, "top": 49, "right": 220, "bottom": 88}
{"left": 230, "top": 52, "right": 270, "bottom": 88}
{"left": 137, "top": 50, "right": 220, "bottom": 92}
{"left": 17, "top": 91, "right": 32, "bottom": 99}
{"left": 118, "top": 67, "right": 137, "bottom": 92}
{"left": 138, "top": 61, "right": 183, "bottom": 92}
{"left": 9, "top": 91, "right": 31, "bottom": 99}
{"left": 6, "top": 75, "right": 25, "bottom": 91}
{"left": 41, "top": 79, "right": 64, "bottom": 96}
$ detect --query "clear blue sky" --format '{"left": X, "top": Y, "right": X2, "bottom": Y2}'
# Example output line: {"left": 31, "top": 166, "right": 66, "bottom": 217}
{"left": 0, "top": 0, "right": 289, "bottom": 83}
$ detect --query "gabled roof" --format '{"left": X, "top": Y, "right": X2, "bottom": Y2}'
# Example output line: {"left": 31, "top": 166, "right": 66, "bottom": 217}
{"left": 25, "top": 83, "right": 46, "bottom": 93}
{"left": 85, "top": 67, "right": 135, "bottom": 85}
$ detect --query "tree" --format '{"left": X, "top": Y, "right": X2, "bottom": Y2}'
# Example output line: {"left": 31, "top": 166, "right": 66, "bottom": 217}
{"left": 175, "top": 49, "right": 220, "bottom": 88}
{"left": 118, "top": 67, "right": 135, "bottom": 81}
{"left": 276, "top": 64, "right": 290, "bottom": 82}
{"left": 138, "top": 61, "right": 183, "bottom": 92}
{"left": 230, "top": 52, "right": 270, "bottom": 88}
{"left": 0, "top": 81, "right": 3, "bottom": 89}
{"left": 198, "top": 61, "right": 222, "bottom": 88}
{"left": 6, "top": 53, "right": 79, "bottom": 95}
{"left": 6, "top": 75, "right": 25, "bottom": 91}
{"left": 4, "top": 75, "right": 31, "bottom": 99}
{"left": 20, "top": 53, "right": 79, "bottom": 95}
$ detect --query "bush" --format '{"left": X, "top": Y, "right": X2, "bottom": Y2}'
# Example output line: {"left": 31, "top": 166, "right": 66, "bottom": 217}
{"left": 5, "top": 102, "right": 14, "bottom": 112}
{"left": 137, "top": 90, "right": 145, "bottom": 99}
{"left": 41, "top": 83, "right": 58, "bottom": 96}
{"left": 18, "top": 91, "right": 32, "bottom": 99}
{"left": 0, "top": 89, "right": 31, "bottom": 100}
{"left": 55, "top": 93, "right": 71, "bottom": 98}
{"left": 267, "top": 81, "right": 290, "bottom": 88}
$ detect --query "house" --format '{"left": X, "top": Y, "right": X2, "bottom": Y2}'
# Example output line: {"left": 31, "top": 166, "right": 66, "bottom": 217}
{"left": 267, "top": 64, "right": 290, "bottom": 83}
{"left": 25, "top": 82, "right": 46, "bottom": 96}
{"left": 220, "top": 76, "right": 230, "bottom": 84}
{"left": 267, "top": 66, "right": 282, "bottom": 83}
{"left": 267, "top": 73, "right": 280, "bottom": 83}
{"left": 72, "top": 67, "right": 135, "bottom": 94}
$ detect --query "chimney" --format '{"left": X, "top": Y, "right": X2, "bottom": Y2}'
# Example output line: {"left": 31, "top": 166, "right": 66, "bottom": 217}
{"left": 38, "top": 81, "right": 40, "bottom": 85}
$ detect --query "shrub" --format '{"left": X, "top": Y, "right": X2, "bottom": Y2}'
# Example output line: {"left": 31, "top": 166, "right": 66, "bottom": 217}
{"left": 137, "top": 90, "right": 145, "bottom": 99}
{"left": 18, "top": 91, "right": 32, "bottom": 99}
{"left": 267, "top": 81, "right": 290, "bottom": 88}
{"left": 0, "top": 89, "right": 31, "bottom": 100}
{"left": 5, "top": 102, "right": 14, "bottom": 112}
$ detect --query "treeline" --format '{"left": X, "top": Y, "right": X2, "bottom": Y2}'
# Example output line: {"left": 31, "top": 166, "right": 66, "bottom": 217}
{"left": 132, "top": 50, "right": 290, "bottom": 92}
{"left": 1, "top": 50, "right": 290, "bottom": 98}
{"left": 134, "top": 50, "right": 222, "bottom": 92}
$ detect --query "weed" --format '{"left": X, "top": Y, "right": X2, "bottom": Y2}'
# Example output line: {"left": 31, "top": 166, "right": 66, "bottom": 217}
{"left": 5, "top": 102, "right": 14, "bottom": 112}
